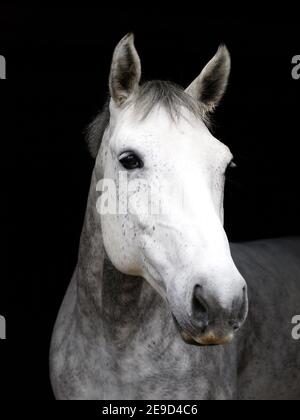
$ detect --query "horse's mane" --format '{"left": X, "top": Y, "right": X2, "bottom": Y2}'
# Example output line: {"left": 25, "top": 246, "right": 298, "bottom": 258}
{"left": 85, "top": 80, "right": 209, "bottom": 159}
{"left": 85, "top": 99, "right": 110, "bottom": 159}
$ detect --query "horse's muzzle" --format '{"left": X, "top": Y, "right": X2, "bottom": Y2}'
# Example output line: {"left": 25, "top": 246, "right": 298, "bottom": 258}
{"left": 171, "top": 282, "right": 248, "bottom": 347}
{"left": 172, "top": 314, "right": 237, "bottom": 346}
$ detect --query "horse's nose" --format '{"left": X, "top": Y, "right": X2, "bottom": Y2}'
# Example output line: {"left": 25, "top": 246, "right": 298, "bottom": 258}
{"left": 191, "top": 284, "right": 248, "bottom": 333}
{"left": 191, "top": 285, "right": 210, "bottom": 332}
{"left": 228, "top": 285, "right": 248, "bottom": 330}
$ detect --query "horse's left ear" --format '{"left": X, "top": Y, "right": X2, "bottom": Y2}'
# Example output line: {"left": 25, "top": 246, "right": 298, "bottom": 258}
{"left": 109, "top": 33, "right": 141, "bottom": 107}
{"left": 185, "top": 45, "right": 231, "bottom": 112}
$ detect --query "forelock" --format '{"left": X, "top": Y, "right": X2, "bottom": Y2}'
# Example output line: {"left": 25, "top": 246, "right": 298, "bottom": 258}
{"left": 133, "top": 80, "right": 207, "bottom": 122}
{"left": 86, "top": 80, "right": 210, "bottom": 159}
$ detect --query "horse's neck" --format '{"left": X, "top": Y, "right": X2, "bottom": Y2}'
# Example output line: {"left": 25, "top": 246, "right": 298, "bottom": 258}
{"left": 75, "top": 170, "right": 160, "bottom": 345}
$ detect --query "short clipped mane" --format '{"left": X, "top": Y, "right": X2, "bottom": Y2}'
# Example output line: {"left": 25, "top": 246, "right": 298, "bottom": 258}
{"left": 86, "top": 80, "right": 209, "bottom": 159}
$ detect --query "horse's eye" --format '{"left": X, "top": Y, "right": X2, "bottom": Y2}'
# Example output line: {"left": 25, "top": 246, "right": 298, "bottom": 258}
{"left": 119, "top": 152, "right": 144, "bottom": 170}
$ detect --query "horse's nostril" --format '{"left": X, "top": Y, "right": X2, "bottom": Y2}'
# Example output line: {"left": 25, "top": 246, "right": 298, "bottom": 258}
{"left": 238, "top": 286, "right": 248, "bottom": 323}
{"left": 229, "top": 320, "right": 241, "bottom": 331}
{"left": 192, "top": 285, "right": 209, "bottom": 328}
{"left": 230, "top": 286, "right": 248, "bottom": 330}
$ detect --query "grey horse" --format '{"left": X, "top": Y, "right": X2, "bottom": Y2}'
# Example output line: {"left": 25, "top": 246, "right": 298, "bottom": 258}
{"left": 50, "top": 34, "right": 300, "bottom": 400}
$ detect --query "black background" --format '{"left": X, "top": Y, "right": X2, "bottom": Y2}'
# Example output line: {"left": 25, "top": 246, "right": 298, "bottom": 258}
{"left": 0, "top": 7, "right": 300, "bottom": 400}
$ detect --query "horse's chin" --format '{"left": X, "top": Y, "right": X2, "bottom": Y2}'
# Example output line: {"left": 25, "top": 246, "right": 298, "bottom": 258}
{"left": 180, "top": 330, "right": 234, "bottom": 347}
{"left": 172, "top": 315, "right": 234, "bottom": 347}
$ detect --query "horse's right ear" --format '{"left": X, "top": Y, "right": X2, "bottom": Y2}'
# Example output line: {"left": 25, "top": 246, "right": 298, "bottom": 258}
{"left": 109, "top": 33, "right": 141, "bottom": 107}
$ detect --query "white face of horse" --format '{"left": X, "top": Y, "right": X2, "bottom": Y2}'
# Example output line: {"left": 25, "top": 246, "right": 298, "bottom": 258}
{"left": 97, "top": 34, "right": 248, "bottom": 346}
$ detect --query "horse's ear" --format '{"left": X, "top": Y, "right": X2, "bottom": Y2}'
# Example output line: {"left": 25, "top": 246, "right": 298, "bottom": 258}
{"left": 109, "top": 33, "right": 141, "bottom": 107}
{"left": 185, "top": 45, "right": 231, "bottom": 112}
